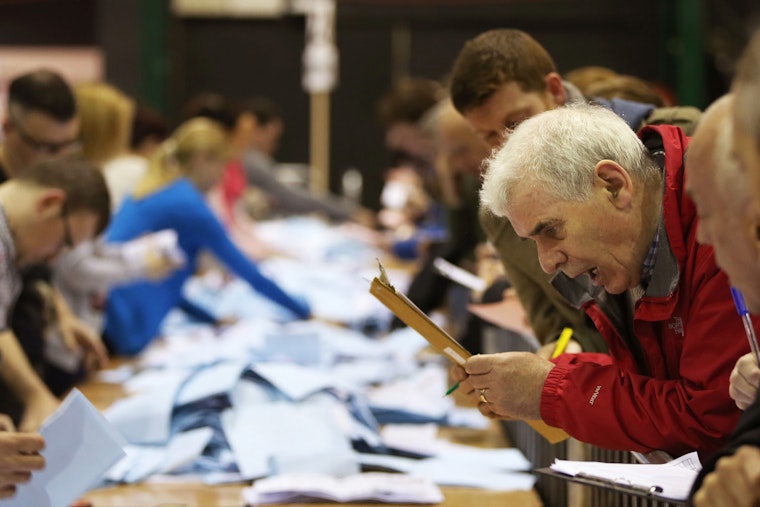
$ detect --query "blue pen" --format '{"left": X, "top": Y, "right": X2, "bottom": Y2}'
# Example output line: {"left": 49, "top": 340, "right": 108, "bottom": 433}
{"left": 730, "top": 287, "right": 760, "bottom": 366}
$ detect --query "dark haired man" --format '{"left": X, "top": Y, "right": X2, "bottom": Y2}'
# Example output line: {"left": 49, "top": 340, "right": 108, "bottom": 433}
{"left": 0, "top": 154, "right": 110, "bottom": 499}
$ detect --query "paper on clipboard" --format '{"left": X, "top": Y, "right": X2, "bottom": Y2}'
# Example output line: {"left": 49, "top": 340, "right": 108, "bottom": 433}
{"left": 369, "top": 261, "right": 570, "bottom": 444}
{"left": 537, "top": 450, "right": 701, "bottom": 503}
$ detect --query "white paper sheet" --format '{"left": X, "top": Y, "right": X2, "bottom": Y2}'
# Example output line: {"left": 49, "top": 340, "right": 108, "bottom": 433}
{"left": 550, "top": 450, "right": 701, "bottom": 502}
{"left": 7, "top": 389, "right": 126, "bottom": 507}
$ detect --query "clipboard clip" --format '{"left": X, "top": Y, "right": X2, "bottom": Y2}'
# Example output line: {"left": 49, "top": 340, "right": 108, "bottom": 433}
{"left": 576, "top": 472, "right": 664, "bottom": 495}
{"left": 376, "top": 259, "right": 393, "bottom": 289}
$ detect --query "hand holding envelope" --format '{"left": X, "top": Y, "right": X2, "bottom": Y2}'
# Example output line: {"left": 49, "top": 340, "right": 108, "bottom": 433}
{"left": 0, "top": 416, "right": 45, "bottom": 500}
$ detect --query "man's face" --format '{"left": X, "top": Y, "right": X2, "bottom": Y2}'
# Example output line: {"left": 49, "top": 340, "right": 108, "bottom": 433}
{"left": 435, "top": 120, "right": 490, "bottom": 177}
{"left": 507, "top": 182, "right": 644, "bottom": 295}
{"left": 3, "top": 109, "right": 80, "bottom": 177}
{"left": 687, "top": 129, "right": 760, "bottom": 312}
{"left": 464, "top": 81, "right": 558, "bottom": 150}
{"left": 17, "top": 202, "right": 99, "bottom": 266}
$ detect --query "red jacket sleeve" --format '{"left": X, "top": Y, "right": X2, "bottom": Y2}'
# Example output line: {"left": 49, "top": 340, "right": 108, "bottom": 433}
{"left": 541, "top": 264, "right": 746, "bottom": 458}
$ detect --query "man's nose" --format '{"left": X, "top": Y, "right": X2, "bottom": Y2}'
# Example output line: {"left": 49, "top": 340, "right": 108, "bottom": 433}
{"left": 536, "top": 244, "right": 564, "bottom": 275}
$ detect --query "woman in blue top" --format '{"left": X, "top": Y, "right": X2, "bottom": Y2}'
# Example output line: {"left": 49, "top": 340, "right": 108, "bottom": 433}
{"left": 103, "top": 117, "right": 310, "bottom": 355}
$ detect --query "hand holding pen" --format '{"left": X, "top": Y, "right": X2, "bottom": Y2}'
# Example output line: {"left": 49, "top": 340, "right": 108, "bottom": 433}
{"left": 729, "top": 287, "right": 760, "bottom": 410}
{"left": 445, "top": 327, "right": 575, "bottom": 397}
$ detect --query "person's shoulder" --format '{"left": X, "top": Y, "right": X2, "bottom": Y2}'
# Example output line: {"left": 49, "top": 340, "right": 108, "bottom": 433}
{"left": 642, "top": 106, "right": 703, "bottom": 136}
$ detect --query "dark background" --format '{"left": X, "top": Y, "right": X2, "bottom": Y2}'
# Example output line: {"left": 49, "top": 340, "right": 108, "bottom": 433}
{"left": 0, "top": 0, "right": 758, "bottom": 209}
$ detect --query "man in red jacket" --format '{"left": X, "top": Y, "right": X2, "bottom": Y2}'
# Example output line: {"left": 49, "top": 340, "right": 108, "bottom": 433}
{"left": 451, "top": 102, "right": 752, "bottom": 459}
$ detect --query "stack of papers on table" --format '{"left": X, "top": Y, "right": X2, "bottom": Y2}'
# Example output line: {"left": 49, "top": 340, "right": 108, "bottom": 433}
{"left": 242, "top": 472, "right": 443, "bottom": 505}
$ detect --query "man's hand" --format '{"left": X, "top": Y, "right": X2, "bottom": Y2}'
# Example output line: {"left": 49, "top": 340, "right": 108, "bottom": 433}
{"left": 729, "top": 353, "right": 760, "bottom": 410}
{"left": 56, "top": 313, "right": 109, "bottom": 373}
{"left": 450, "top": 351, "right": 554, "bottom": 420}
{"left": 47, "top": 285, "right": 108, "bottom": 372}
{"left": 0, "top": 429, "right": 45, "bottom": 499}
{"left": 693, "top": 446, "right": 760, "bottom": 507}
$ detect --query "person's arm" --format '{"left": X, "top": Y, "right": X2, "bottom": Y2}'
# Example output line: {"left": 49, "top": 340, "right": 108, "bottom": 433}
{"left": 54, "top": 235, "right": 183, "bottom": 294}
{"left": 540, "top": 266, "right": 749, "bottom": 457}
{"left": 49, "top": 286, "right": 109, "bottom": 372}
{"left": 0, "top": 330, "right": 59, "bottom": 432}
{"left": 177, "top": 298, "right": 217, "bottom": 324}
{"left": 186, "top": 196, "right": 310, "bottom": 319}
{"left": 242, "top": 151, "right": 356, "bottom": 222}
{"left": 689, "top": 397, "right": 760, "bottom": 506}
{"left": 691, "top": 446, "right": 760, "bottom": 507}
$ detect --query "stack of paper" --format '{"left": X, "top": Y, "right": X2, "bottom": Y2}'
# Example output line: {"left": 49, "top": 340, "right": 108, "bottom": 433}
{"left": 242, "top": 472, "right": 443, "bottom": 505}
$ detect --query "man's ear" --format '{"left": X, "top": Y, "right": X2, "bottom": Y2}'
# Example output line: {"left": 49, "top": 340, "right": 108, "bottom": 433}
{"left": 544, "top": 72, "right": 566, "bottom": 107}
{"left": 34, "top": 189, "right": 66, "bottom": 218}
{"left": 594, "top": 160, "right": 633, "bottom": 209}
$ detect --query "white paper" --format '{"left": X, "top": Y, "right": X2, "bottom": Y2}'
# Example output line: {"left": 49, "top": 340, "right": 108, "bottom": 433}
{"left": 7, "top": 389, "right": 126, "bottom": 507}
{"left": 433, "top": 257, "right": 488, "bottom": 292}
{"left": 550, "top": 450, "right": 701, "bottom": 501}
{"left": 242, "top": 472, "right": 443, "bottom": 505}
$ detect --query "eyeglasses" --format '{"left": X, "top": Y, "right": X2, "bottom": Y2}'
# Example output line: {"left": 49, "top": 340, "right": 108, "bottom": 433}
{"left": 11, "top": 117, "right": 80, "bottom": 155}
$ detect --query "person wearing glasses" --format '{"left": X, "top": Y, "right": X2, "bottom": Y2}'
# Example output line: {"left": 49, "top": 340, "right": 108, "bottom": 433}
{"left": 0, "top": 69, "right": 107, "bottom": 430}
{"left": 0, "top": 69, "right": 80, "bottom": 178}
{"left": 0, "top": 154, "right": 110, "bottom": 499}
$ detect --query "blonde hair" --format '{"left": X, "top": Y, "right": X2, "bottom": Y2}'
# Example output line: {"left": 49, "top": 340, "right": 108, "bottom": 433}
{"left": 133, "top": 117, "right": 229, "bottom": 199}
{"left": 75, "top": 82, "right": 134, "bottom": 164}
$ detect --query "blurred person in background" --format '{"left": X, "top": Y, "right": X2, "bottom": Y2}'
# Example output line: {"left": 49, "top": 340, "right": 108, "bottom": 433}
{"left": 102, "top": 117, "right": 311, "bottom": 356}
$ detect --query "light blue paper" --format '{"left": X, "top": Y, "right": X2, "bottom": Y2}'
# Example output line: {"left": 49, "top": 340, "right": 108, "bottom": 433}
{"left": 104, "top": 374, "right": 185, "bottom": 444}
{"left": 176, "top": 361, "right": 249, "bottom": 406}
{"left": 251, "top": 363, "right": 347, "bottom": 400}
{"left": 221, "top": 401, "right": 357, "bottom": 479}
{"left": 7, "top": 389, "right": 126, "bottom": 507}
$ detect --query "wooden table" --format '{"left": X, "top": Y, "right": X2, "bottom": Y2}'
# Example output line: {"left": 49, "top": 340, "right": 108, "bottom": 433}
{"left": 78, "top": 361, "right": 543, "bottom": 507}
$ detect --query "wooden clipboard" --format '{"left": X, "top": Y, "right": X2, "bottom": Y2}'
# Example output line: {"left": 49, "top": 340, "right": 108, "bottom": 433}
{"left": 369, "top": 262, "right": 569, "bottom": 444}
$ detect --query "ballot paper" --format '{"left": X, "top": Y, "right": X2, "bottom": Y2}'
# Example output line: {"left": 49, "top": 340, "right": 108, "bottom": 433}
{"left": 7, "top": 389, "right": 126, "bottom": 507}
{"left": 547, "top": 450, "right": 701, "bottom": 502}
{"left": 242, "top": 472, "right": 444, "bottom": 505}
{"left": 432, "top": 257, "right": 488, "bottom": 292}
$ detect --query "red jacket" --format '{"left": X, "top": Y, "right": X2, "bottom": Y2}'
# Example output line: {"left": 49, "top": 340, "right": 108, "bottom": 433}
{"left": 541, "top": 125, "right": 751, "bottom": 458}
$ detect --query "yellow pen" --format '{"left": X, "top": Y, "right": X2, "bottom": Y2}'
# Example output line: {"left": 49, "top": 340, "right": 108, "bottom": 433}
{"left": 551, "top": 327, "right": 574, "bottom": 359}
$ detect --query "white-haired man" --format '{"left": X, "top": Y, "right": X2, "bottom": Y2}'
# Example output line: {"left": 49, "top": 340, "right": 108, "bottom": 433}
{"left": 451, "top": 102, "right": 753, "bottom": 459}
